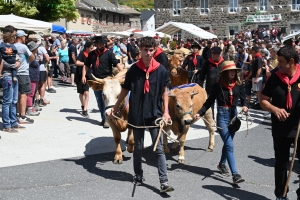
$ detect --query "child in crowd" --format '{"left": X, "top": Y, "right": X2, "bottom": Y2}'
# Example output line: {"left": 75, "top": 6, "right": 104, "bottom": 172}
{"left": 0, "top": 32, "right": 18, "bottom": 82}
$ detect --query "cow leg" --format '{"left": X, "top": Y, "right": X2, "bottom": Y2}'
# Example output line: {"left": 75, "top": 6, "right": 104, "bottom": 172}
{"left": 163, "top": 128, "right": 171, "bottom": 153}
{"left": 126, "top": 128, "right": 134, "bottom": 153}
{"left": 108, "top": 120, "right": 123, "bottom": 164}
{"left": 203, "top": 108, "right": 215, "bottom": 152}
{"left": 178, "top": 131, "right": 188, "bottom": 164}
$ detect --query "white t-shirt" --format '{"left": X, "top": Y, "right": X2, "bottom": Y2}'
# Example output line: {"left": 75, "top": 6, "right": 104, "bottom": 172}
{"left": 36, "top": 46, "right": 48, "bottom": 71}
{"left": 14, "top": 42, "right": 32, "bottom": 75}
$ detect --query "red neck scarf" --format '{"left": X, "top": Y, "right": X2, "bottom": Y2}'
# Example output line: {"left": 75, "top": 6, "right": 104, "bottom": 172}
{"left": 208, "top": 56, "right": 224, "bottom": 67}
{"left": 95, "top": 48, "right": 107, "bottom": 68}
{"left": 254, "top": 52, "right": 262, "bottom": 58}
{"left": 224, "top": 79, "right": 236, "bottom": 106}
{"left": 192, "top": 53, "right": 199, "bottom": 67}
{"left": 83, "top": 50, "right": 88, "bottom": 58}
{"left": 275, "top": 64, "right": 300, "bottom": 109}
{"left": 136, "top": 58, "right": 160, "bottom": 93}
{"left": 153, "top": 47, "right": 163, "bottom": 59}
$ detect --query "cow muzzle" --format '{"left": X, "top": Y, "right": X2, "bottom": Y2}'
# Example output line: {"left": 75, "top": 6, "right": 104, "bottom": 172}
{"left": 181, "top": 111, "right": 193, "bottom": 125}
{"left": 183, "top": 119, "right": 193, "bottom": 125}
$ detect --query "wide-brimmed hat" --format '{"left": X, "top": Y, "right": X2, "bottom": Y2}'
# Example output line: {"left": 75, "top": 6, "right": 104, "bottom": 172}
{"left": 191, "top": 42, "right": 201, "bottom": 50}
{"left": 94, "top": 36, "right": 106, "bottom": 44}
{"left": 210, "top": 47, "right": 222, "bottom": 54}
{"left": 27, "top": 41, "right": 39, "bottom": 51}
{"left": 220, "top": 61, "right": 241, "bottom": 73}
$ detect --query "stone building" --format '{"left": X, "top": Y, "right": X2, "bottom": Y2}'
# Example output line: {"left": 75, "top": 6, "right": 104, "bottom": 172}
{"left": 154, "top": 0, "right": 300, "bottom": 38}
{"left": 56, "top": 0, "right": 141, "bottom": 34}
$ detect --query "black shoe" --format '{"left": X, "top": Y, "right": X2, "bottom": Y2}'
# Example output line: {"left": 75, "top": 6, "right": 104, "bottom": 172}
{"left": 82, "top": 110, "right": 89, "bottom": 118}
{"left": 99, "top": 120, "right": 105, "bottom": 126}
{"left": 160, "top": 182, "right": 174, "bottom": 193}
{"left": 133, "top": 174, "right": 145, "bottom": 186}
{"left": 39, "top": 99, "right": 47, "bottom": 107}
{"left": 232, "top": 174, "right": 245, "bottom": 184}
{"left": 47, "top": 88, "right": 56, "bottom": 93}
{"left": 217, "top": 164, "right": 230, "bottom": 176}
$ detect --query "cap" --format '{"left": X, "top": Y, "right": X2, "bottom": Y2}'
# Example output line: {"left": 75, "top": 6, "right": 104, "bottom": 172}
{"left": 27, "top": 41, "right": 39, "bottom": 51}
{"left": 210, "top": 47, "right": 222, "bottom": 54}
{"left": 16, "top": 30, "right": 27, "bottom": 37}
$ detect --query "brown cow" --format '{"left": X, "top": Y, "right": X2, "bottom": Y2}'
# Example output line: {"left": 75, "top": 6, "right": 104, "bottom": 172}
{"left": 164, "top": 84, "right": 215, "bottom": 163}
{"left": 87, "top": 69, "right": 134, "bottom": 164}
{"left": 168, "top": 55, "right": 188, "bottom": 87}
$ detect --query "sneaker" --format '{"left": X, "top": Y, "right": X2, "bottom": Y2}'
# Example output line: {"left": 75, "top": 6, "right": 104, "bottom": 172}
{"left": 232, "top": 174, "right": 245, "bottom": 184}
{"left": 217, "top": 164, "right": 230, "bottom": 176}
{"left": 34, "top": 104, "right": 42, "bottom": 111}
{"left": 19, "top": 116, "right": 34, "bottom": 124}
{"left": 46, "top": 86, "right": 48, "bottom": 90}
{"left": 39, "top": 99, "right": 47, "bottom": 107}
{"left": 276, "top": 197, "right": 289, "bottom": 200}
{"left": 50, "top": 86, "right": 57, "bottom": 90}
{"left": 43, "top": 99, "right": 50, "bottom": 104}
{"left": 47, "top": 88, "right": 56, "bottom": 93}
{"left": 11, "top": 124, "right": 26, "bottom": 130}
{"left": 26, "top": 107, "right": 40, "bottom": 116}
{"left": 66, "top": 78, "right": 70, "bottom": 83}
{"left": 99, "top": 120, "right": 105, "bottom": 126}
{"left": 2, "top": 128, "right": 18, "bottom": 133}
{"left": 133, "top": 174, "right": 145, "bottom": 186}
{"left": 103, "top": 120, "right": 110, "bottom": 128}
{"left": 82, "top": 110, "right": 90, "bottom": 118}
{"left": 61, "top": 77, "right": 64, "bottom": 82}
{"left": 160, "top": 182, "right": 174, "bottom": 193}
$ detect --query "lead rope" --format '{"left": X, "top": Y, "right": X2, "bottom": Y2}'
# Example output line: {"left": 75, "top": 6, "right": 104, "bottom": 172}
{"left": 111, "top": 112, "right": 178, "bottom": 144}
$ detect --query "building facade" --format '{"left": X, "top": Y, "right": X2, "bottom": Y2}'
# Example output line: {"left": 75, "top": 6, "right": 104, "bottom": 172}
{"left": 141, "top": 11, "right": 156, "bottom": 31}
{"left": 56, "top": 0, "right": 141, "bottom": 34}
{"left": 154, "top": 0, "right": 300, "bottom": 38}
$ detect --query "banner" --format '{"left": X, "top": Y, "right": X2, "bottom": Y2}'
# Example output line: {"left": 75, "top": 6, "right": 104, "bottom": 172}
{"left": 246, "top": 14, "right": 282, "bottom": 23}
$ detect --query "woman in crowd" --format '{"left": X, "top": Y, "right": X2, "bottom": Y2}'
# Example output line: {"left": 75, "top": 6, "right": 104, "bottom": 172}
{"left": 194, "top": 61, "right": 249, "bottom": 184}
{"left": 57, "top": 40, "right": 70, "bottom": 82}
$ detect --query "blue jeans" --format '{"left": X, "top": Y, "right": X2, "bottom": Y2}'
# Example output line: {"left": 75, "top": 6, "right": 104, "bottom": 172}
{"left": 217, "top": 107, "right": 238, "bottom": 175}
{"left": 2, "top": 76, "right": 18, "bottom": 129}
{"left": 94, "top": 90, "right": 106, "bottom": 121}
{"left": 133, "top": 127, "right": 168, "bottom": 183}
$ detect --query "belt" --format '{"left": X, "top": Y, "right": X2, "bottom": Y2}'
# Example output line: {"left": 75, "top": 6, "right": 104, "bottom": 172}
{"left": 218, "top": 105, "right": 232, "bottom": 108}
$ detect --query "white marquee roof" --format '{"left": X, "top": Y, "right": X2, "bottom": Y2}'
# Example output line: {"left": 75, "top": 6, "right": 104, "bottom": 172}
{"left": 156, "top": 22, "right": 217, "bottom": 39}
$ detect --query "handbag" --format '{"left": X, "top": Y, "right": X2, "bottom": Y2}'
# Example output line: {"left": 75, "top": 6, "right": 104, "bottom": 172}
{"left": 220, "top": 85, "right": 241, "bottom": 132}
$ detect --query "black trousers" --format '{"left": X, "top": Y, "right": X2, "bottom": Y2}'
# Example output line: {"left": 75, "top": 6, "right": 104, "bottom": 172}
{"left": 273, "top": 136, "right": 300, "bottom": 197}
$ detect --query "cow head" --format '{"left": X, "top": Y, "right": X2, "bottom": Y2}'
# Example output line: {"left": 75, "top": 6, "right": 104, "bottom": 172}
{"left": 169, "top": 88, "right": 199, "bottom": 125}
{"left": 168, "top": 56, "right": 184, "bottom": 75}
{"left": 89, "top": 70, "right": 126, "bottom": 112}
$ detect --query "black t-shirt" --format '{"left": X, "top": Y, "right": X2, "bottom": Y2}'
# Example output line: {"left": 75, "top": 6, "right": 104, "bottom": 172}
{"left": 122, "top": 63, "right": 169, "bottom": 127}
{"left": 47, "top": 50, "right": 56, "bottom": 67}
{"left": 76, "top": 51, "right": 91, "bottom": 81}
{"left": 68, "top": 44, "right": 77, "bottom": 65}
{"left": 84, "top": 50, "right": 119, "bottom": 79}
{"left": 127, "top": 43, "right": 137, "bottom": 59}
{"left": 262, "top": 73, "right": 300, "bottom": 138}
{"left": 252, "top": 57, "right": 263, "bottom": 78}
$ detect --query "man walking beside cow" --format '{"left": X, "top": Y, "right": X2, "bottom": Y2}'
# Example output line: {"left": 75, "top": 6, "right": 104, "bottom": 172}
{"left": 84, "top": 36, "right": 123, "bottom": 128}
{"left": 108, "top": 36, "right": 174, "bottom": 193}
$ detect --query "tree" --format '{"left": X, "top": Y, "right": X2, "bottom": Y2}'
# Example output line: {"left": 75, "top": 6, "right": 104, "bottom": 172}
{"left": 0, "top": 0, "right": 79, "bottom": 22}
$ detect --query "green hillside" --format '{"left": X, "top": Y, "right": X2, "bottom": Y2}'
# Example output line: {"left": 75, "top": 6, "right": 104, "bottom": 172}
{"left": 110, "top": 0, "right": 154, "bottom": 9}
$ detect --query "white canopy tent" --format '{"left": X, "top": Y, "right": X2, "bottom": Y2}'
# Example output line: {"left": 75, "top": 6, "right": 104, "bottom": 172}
{"left": 101, "top": 31, "right": 132, "bottom": 37}
{"left": 0, "top": 14, "right": 52, "bottom": 35}
{"left": 282, "top": 31, "right": 300, "bottom": 43}
{"left": 134, "top": 31, "right": 171, "bottom": 38}
{"left": 156, "top": 22, "right": 217, "bottom": 39}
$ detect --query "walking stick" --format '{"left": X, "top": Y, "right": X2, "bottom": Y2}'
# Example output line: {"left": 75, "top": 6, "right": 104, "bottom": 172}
{"left": 283, "top": 119, "right": 300, "bottom": 197}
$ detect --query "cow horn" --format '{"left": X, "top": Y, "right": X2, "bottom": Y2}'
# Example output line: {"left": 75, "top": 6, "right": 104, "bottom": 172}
{"left": 91, "top": 74, "right": 104, "bottom": 83}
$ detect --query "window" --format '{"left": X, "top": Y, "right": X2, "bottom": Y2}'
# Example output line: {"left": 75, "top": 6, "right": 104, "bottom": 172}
{"left": 123, "top": 16, "right": 126, "bottom": 24}
{"left": 200, "top": 0, "right": 208, "bottom": 14}
{"left": 228, "top": 0, "right": 238, "bottom": 13}
{"left": 291, "top": 24, "right": 300, "bottom": 33}
{"left": 259, "top": 0, "right": 268, "bottom": 11}
{"left": 99, "top": 13, "right": 102, "bottom": 21}
{"left": 292, "top": 0, "right": 300, "bottom": 10}
{"left": 173, "top": 0, "right": 181, "bottom": 16}
{"left": 119, "top": 15, "right": 122, "bottom": 24}
{"left": 113, "top": 14, "right": 116, "bottom": 24}
{"left": 229, "top": 26, "right": 239, "bottom": 35}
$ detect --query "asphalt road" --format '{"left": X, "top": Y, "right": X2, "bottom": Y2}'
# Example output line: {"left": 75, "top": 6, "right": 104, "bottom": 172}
{"left": 0, "top": 78, "right": 299, "bottom": 200}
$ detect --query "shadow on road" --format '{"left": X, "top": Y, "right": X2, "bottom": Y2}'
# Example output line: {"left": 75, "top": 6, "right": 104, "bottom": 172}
{"left": 60, "top": 108, "right": 80, "bottom": 114}
{"left": 203, "top": 185, "right": 269, "bottom": 200}
{"left": 248, "top": 155, "right": 275, "bottom": 167}
{"left": 66, "top": 116, "right": 99, "bottom": 125}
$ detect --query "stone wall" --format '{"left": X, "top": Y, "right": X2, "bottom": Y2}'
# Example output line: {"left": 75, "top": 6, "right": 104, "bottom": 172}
{"left": 155, "top": 0, "right": 300, "bottom": 38}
